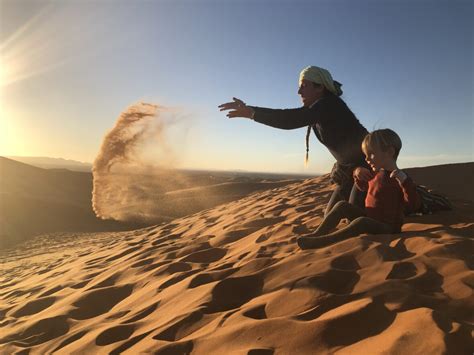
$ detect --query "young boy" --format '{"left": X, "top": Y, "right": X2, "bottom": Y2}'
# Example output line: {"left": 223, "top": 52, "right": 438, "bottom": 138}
{"left": 297, "top": 128, "right": 420, "bottom": 249}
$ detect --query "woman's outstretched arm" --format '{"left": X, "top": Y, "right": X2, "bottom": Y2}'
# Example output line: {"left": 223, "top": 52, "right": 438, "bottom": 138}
{"left": 219, "top": 97, "right": 325, "bottom": 130}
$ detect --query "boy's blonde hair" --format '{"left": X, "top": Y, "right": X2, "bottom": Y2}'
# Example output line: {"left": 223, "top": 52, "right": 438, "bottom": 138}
{"left": 362, "top": 129, "right": 402, "bottom": 159}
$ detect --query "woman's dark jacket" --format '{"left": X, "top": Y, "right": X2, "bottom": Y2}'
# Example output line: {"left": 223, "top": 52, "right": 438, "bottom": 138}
{"left": 250, "top": 95, "right": 368, "bottom": 166}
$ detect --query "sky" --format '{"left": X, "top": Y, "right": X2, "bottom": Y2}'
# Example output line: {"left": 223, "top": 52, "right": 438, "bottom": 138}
{"left": 0, "top": 0, "right": 472, "bottom": 174}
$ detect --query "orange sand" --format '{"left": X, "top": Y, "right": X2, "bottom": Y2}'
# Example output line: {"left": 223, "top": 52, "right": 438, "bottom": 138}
{"left": 1, "top": 163, "right": 473, "bottom": 354}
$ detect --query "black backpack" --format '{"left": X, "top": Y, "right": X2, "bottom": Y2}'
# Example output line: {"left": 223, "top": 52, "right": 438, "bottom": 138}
{"left": 414, "top": 185, "right": 453, "bottom": 214}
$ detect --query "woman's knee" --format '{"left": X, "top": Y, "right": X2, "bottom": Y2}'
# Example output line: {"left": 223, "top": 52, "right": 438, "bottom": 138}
{"left": 333, "top": 200, "right": 350, "bottom": 210}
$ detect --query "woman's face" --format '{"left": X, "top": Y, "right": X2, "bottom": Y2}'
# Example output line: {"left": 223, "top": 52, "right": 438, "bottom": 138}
{"left": 298, "top": 79, "right": 324, "bottom": 107}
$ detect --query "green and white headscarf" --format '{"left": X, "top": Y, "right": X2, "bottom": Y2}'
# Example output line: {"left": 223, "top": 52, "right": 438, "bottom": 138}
{"left": 299, "top": 66, "right": 343, "bottom": 97}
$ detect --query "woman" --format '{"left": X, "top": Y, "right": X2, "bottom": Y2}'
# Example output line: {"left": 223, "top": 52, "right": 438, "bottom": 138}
{"left": 219, "top": 66, "right": 371, "bottom": 215}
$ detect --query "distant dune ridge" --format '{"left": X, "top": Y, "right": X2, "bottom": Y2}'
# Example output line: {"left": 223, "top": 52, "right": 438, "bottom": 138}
{"left": 0, "top": 162, "right": 472, "bottom": 354}
{"left": 6, "top": 156, "right": 92, "bottom": 172}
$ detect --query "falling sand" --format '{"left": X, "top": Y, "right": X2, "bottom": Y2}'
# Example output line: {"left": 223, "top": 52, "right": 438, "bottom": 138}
{"left": 92, "top": 102, "right": 181, "bottom": 224}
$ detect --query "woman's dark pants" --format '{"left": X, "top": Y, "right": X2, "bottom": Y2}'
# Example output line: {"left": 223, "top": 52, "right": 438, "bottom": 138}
{"left": 325, "top": 182, "right": 366, "bottom": 217}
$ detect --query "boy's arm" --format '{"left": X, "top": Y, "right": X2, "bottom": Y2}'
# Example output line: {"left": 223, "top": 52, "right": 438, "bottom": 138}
{"left": 353, "top": 167, "right": 372, "bottom": 191}
{"left": 391, "top": 170, "right": 421, "bottom": 212}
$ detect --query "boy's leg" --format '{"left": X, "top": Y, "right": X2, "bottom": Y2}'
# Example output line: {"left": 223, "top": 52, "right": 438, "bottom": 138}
{"left": 324, "top": 178, "right": 355, "bottom": 216}
{"left": 298, "top": 217, "right": 393, "bottom": 250}
{"left": 349, "top": 183, "right": 367, "bottom": 210}
{"left": 314, "top": 201, "right": 365, "bottom": 237}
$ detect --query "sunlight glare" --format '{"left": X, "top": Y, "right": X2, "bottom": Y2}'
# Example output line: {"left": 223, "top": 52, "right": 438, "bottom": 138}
{"left": 0, "top": 2, "right": 110, "bottom": 88}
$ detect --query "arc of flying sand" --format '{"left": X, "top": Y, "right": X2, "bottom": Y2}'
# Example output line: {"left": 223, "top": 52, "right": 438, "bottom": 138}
{"left": 92, "top": 103, "right": 159, "bottom": 219}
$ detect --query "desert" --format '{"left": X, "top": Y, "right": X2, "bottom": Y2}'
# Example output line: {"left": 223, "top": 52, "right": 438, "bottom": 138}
{"left": 1, "top": 1, "right": 472, "bottom": 353}
{"left": 1, "top": 162, "right": 472, "bottom": 354}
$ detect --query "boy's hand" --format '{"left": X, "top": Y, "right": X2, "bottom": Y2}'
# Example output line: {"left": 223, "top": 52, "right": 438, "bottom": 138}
{"left": 390, "top": 169, "right": 408, "bottom": 184}
{"left": 353, "top": 167, "right": 372, "bottom": 182}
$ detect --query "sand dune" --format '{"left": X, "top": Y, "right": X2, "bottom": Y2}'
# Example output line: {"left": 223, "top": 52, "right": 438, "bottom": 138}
{"left": 0, "top": 157, "right": 143, "bottom": 248}
{"left": 0, "top": 157, "right": 302, "bottom": 248}
{"left": 0, "top": 163, "right": 472, "bottom": 354}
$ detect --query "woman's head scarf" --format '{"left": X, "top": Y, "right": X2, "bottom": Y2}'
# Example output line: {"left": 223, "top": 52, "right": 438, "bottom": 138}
{"left": 299, "top": 66, "right": 343, "bottom": 97}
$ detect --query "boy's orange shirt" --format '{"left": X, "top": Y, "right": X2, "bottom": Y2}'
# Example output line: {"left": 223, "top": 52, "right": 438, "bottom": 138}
{"left": 354, "top": 170, "right": 421, "bottom": 232}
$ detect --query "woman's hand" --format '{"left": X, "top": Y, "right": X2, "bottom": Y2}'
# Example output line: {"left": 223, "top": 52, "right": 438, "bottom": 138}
{"left": 353, "top": 167, "right": 372, "bottom": 182}
{"left": 218, "top": 97, "right": 255, "bottom": 119}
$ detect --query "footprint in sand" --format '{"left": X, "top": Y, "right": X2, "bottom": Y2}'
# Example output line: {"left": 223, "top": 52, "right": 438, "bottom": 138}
{"left": 158, "top": 270, "right": 200, "bottom": 291}
{"left": 10, "top": 296, "right": 56, "bottom": 318}
{"left": 141, "top": 261, "right": 169, "bottom": 273}
{"left": 3, "top": 286, "right": 43, "bottom": 300}
{"left": 175, "top": 242, "right": 211, "bottom": 258}
{"left": 39, "top": 285, "right": 63, "bottom": 297}
{"left": 51, "top": 330, "right": 88, "bottom": 353}
{"left": 242, "top": 217, "right": 286, "bottom": 229}
{"left": 105, "top": 246, "right": 142, "bottom": 262}
{"left": 319, "top": 298, "right": 396, "bottom": 347}
{"left": 211, "top": 228, "right": 261, "bottom": 247}
{"left": 295, "top": 205, "right": 316, "bottom": 213}
{"left": 130, "top": 257, "right": 155, "bottom": 268}
{"left": 203, "top": 274, "right": 264, "bottom": 313}
{"left": 90, "top": 273, "right": 121, "bottom": 289}
{"left": 109, "top": 330, "right": 153, "bottom": 355}
{"left": 255, "top": 233, "right": 271, "bottom": 243}
{"left": 69, "top": 271, "right": 102, "bottom": 289}
{"left": 293, "top": 294, "right": 359, "bottom": 321}
{"left": 95, "top": 324, "right": 136, "bottom": 346}
{"left": 0, "top": 315, "right": 69, "bottom": 347}
{"left": 188, "top": 269, "right": 236, "bottom": 289}
{"left": 375, "top": 239, "right": 416, "bottom": 261}
{"left": 386, "top": 262, "right": 419, "bottom": 279}
{"left": 85, "top": 256, "right": 107, "bottom": 266}
{"left": 266, "top": 204, "right": 291, "bottom": 214}
{"left": 68, "top": 284, "right": 133, "bottom": 320}
{"left": 180, "top": 248, "right": 227, "bottom": 263}
{"left": 153, "top": 262, "right": 192, "bottom": 277}
{"left": 242, "top": 304, "right": 267, "bottom": 320}
{"left": 153, "top": 310, "right": 204, "bottom": 342}
{"left": 105, "top": 310, "right": 130, "bottom": 320}
{"left": 123, "top": 302, "right": 160, "bottom": 323}
{"left": 70, "top": 280, "right": 92, "bottom": 289}
{"left": 151, "top": 233, "right": 182, "bottom": 247}
{"left": 153, "top": 340, "right": 194, "bottom": 355}
{"left": 303, "top": 268, "right": 360, "bottom": 295}
{"left": 161, "top": 245, "right": 181, "bottom": 254}
{"left": 330, "top": 254, "right": 361, "bottom": 271}
{"left": 406, "top": 268, "right": 444, "bottom": 294}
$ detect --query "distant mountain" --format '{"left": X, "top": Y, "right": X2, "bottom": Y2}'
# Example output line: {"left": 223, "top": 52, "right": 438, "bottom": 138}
{"left": 7, "top": 156, "right": 92, "bottom": 172}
